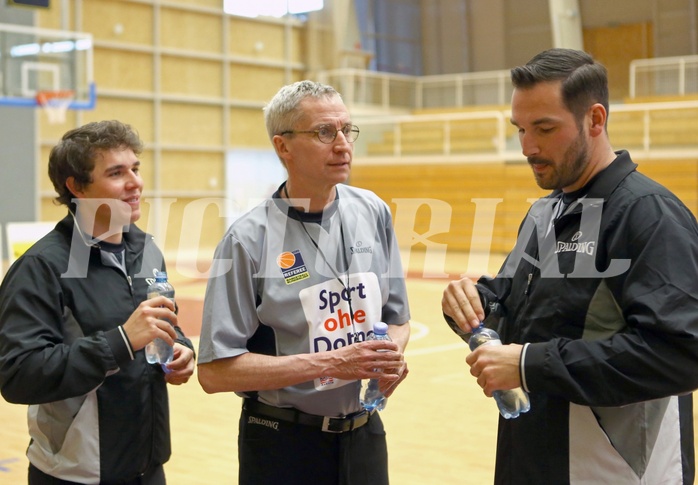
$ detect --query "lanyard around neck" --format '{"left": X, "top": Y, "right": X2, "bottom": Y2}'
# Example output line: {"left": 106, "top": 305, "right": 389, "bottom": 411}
{"left": 284, "top": 187, "right": 358, "bottom": 340}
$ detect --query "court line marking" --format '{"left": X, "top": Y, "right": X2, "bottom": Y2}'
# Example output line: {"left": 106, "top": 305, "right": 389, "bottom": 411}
{"left": 408, "top": 320, "right": 429, "bottom": 341}
{"left": 406, "top": 320, "right": 468, "bottom": 356}
{"left": 0, "top": 457, "right": 19, "bottom": 472}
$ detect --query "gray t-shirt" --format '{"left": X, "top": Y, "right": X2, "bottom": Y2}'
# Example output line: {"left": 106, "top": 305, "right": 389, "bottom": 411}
{"left": 198, "top": 184, "right": 410, "bottom": 416}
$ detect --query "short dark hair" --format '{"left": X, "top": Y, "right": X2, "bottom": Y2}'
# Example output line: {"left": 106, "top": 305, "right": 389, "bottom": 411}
{"left": 48, "top": 120, "right": 144, "bottom": 207}
{"left": 511, "top": 48, "right": 609, "bottom": 126}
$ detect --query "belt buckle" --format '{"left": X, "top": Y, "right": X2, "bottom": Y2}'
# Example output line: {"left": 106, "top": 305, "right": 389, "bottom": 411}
{"left": 321, "top": 409, "right": 371, "bottom": 433}
{"left": 322, "top": 416, "right": 342, "bottom": 433}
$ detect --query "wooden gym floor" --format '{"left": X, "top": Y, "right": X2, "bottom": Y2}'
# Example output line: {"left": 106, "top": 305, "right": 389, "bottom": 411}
{"left": 1, "top": 251, "right": 697, "bottom": 484}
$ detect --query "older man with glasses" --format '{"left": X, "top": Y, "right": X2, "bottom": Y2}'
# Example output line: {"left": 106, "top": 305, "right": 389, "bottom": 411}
{"left": 197, "top": 80, "right": 411, "bottom": 485}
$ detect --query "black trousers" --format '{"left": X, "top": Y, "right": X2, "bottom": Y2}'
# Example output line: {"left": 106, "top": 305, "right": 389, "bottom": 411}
{"left": 239, "top": 403, "right": 390, "bottom": 485}
{"left": 28, "top": 463, "right": 166, "bottom": 485}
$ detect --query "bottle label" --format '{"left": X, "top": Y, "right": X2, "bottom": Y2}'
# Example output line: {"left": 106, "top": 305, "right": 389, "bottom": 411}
{"left": 148, "top": 292, "right": 175, "bottom": 302}
{"left": 478, "top": 340, "right": 503, "bottom": 348}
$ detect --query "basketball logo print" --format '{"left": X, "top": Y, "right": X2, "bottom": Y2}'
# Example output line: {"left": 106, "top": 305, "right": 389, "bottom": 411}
{"left": 278, "top": 249, "right": 310, "bottom": 284}
{"left": 277, "top": 251, "right": 296, "bottom": 269}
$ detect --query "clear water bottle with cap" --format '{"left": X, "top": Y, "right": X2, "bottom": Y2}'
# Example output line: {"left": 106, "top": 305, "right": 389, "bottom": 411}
{"left": 469, "top": 324, "right": 531, "bottom": 419}
{"left": 145, "top": 271, "right": 175, "bottom": 369}
{"left": 361, "top": 321, "right": 392, "bottom": 412}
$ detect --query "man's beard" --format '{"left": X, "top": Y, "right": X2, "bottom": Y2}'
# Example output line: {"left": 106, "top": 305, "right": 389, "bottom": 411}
{"left": 528, "top": 131, "right": 588, "bottom": 190}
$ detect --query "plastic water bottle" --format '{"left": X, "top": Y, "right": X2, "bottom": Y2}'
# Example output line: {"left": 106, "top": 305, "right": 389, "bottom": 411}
{"left": 361, "top": 322, "right": 392, "bottom": 412}
{"left": 145, "top": 271, "right": 175, "bottom": 368}
{"left": 469, "top": 324, "right": 530, "bottom": 419}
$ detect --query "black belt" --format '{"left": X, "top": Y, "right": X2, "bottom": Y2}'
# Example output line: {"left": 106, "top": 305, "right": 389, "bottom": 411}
{"left": 243, "top": 399, "right": 373, "bottom": 433}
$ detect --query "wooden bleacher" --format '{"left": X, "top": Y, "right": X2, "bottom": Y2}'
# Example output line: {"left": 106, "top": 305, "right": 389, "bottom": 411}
{"left": 354, "top": 101, "right": 698, "bottom": 258}
{"left": 366, "top": 105, "right": 516, "bottom": 156}
{"left": 350, "top": 161, "right": 548, "bottom": 255}
{"left": 611, "top": 94, "right": 698, "bottom": 148}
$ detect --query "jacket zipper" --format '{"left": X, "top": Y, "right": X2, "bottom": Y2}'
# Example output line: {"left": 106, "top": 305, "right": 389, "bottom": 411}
{"left": 524, "top": 273, "right": 533, "bottom": 295}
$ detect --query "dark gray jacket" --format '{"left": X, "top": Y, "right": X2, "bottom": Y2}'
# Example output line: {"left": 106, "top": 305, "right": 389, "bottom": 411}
{"left": 0, "top": 213, "right": 193, "bottom": 483}
{"left": 449, "top": 151, "right": 698, "bottom": 484}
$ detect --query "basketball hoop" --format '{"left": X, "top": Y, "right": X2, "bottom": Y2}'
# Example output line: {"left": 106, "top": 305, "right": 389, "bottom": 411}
{"left": 35, "top": 90, "right": 75, "bottom": 124}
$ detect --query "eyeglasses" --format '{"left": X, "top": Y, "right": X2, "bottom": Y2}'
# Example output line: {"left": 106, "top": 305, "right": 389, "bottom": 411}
{"left": 279, "top": 124, "right": 360, "bottom": 144}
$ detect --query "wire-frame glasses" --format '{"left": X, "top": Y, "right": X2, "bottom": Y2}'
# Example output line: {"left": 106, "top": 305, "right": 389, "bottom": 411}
{"left": 279, "top": 124, "right": 360, "bottom": 144}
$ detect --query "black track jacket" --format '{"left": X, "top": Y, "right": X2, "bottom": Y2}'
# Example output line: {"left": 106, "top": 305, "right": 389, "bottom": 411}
{"left": 449, "top": 151, "right": 698, "bottom": 484}
{"left": 0, "top": 214, "right": 193, "bottom": 483}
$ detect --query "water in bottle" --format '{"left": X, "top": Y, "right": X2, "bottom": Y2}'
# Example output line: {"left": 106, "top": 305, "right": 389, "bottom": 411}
{"left": 145, "top": 271, "right": 175, "bottom": 368}
{"left": 361, "top": 321, "right": 392, "bottom": 412}
{"left": 469, "top": 324, "right": 530, "bottom": 419}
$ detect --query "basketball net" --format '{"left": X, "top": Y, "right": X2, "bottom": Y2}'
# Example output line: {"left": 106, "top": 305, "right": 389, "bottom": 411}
{"left": 35, "top": 90, "right": 75, "bottom": 124}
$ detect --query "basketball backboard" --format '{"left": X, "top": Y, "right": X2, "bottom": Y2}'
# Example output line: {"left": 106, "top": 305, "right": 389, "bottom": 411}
{"left": 0, "top": 22, "right": 95, "bottom": 110}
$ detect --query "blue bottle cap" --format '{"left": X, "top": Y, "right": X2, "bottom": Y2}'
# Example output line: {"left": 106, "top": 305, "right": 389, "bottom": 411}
{"left": 373, "top": 321, "right": 388, "bottom": 334}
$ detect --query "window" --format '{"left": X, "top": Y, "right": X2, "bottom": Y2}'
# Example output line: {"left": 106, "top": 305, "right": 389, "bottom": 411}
{"left": 355, "top": 0, "right": 423, "bottom": 75}
{"left": 223, "top": 0, "right": 323, "bottom": 18}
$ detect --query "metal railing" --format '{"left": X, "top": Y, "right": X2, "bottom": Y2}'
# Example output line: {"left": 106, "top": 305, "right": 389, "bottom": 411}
{"left": 351, "top": 99, "right": 698, "bottom": 164}
{"left": 629, "top": 55, "right": 698, "bottom": 98}
{"left": 317, "top": 68, "right": 512, "bottom": 111}
{"left": 319, "top": 54, "right": 698, "bottom": 107}
{"left": 314, "top": 58, "right": 698, "bottom": 163}
{"left": 352, "top": 109, "right": 518, "bottom": 164}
